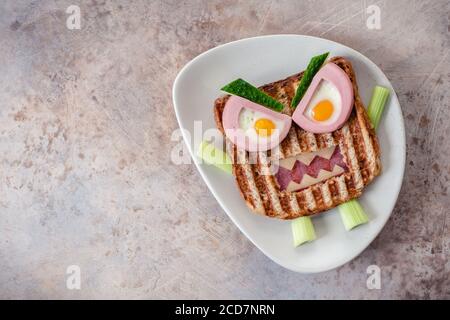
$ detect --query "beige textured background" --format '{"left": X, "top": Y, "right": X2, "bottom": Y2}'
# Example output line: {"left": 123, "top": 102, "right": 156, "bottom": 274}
{"left": 0, "top": 0, "right": 448, "bottom": 299}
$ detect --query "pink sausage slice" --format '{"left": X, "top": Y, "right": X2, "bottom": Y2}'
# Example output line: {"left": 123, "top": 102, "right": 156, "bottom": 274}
{"left": 222, "top": 96, "right": 292, "bottom": 152}
{"left": 292, "top": 63, "right": 354, "bottom": 134}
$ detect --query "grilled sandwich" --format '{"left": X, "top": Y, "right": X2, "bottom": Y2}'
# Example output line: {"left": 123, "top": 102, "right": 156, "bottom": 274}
{"left": 214, "top": 57, "right": 381, "bottom": 219}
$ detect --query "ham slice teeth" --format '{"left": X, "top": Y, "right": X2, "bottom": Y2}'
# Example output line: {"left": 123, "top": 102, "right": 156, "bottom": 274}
{"left": 274, "top": 146, "right": 348, "bottom": 191}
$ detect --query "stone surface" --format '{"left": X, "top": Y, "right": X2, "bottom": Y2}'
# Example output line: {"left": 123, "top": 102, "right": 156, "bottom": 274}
{"left": 0, "top": 0, "right": 448, "bottom": 299}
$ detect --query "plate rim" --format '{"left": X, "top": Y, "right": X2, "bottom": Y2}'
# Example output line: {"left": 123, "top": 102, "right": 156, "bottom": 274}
{"left": 172, "top": 34, "right": 406, "bottom": 273}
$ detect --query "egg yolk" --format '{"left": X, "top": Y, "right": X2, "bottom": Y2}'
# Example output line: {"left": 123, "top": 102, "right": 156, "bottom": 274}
{"left": 254, "top": 118, "right": 276, "bottom": 137}
{"left": 312, "top": 100, "right": 334, "bottom": 121}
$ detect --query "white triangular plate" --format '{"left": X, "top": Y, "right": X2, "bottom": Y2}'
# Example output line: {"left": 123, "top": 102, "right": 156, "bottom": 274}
{"left": 172, "top": 35, "right": 405, "bottom": 273}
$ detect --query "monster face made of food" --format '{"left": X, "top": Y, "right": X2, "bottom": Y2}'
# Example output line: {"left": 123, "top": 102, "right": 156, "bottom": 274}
{"left": 214, "top": 55, "right": 381, "bottom": 220}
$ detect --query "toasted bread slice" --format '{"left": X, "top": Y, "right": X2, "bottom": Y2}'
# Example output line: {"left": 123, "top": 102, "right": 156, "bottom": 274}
{"left": 214, "top": 57, "right": 381, "bottom": 219}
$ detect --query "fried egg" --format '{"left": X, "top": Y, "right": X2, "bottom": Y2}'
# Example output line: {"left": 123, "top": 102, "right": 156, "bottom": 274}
{"left": 239, "top": 108, "right": 287, "bottom": 143}
{"left": 292, "top": 62, "right": 354, "bottom": 134}
{"left": 222, "top": 96, "right": 292, "bottom": 152}
{"left": 304, "top": 80, "right": 341, "bottom": 124}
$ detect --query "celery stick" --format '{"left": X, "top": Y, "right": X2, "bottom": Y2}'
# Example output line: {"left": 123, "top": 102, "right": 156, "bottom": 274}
{"left": 367, "top": 86, "right": 390, "bottom": 130}
{"left": 197, "top": 141, "right": 232, "bottom": 174}
{"left": 291, "top": 216, "right": 316, "bottom": 246}
{"left": 338, "top": 199, "right": 369, "bottom": 231}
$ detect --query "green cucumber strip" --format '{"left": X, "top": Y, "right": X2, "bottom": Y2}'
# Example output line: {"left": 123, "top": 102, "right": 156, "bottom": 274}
{"left": 291, "top": 52, "right": 329, "bottom": 109}
{"left": 338, "top": 199, "right": 369, "bottom": 231}
{"left": 197, "top": 140, "right": 232, "bottom": 174}
{"left": 291, "top": 216, "right": 316, "bottom": 246}
{"left": 367, "top": 86, "right": 390, "bottom": 130}
{"left": 221, "top": 78, "right": 285, "bottom": 112}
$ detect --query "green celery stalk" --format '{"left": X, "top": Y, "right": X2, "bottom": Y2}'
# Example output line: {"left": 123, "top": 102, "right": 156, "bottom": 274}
{"left": 367, "top": 86, "right": 390, "bottom": 130}
{"left": 291, "top": 52, "right": 329, "bottom": 109}
{"left": 338, "top": 200, "right": 369, "bottom": 231}
{"left": 291, "top": 216, "right": 316, "bottom": 246}
{"left": 197, "top": 140, "right": 232, "bottom": 174}
{"left": 221, "top": 78, "right": 285, "bottom": 112}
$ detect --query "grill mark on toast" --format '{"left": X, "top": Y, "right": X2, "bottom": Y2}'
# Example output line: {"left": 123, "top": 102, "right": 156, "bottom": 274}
{"left": 355, "top": 97, "right": 380, "bottom": 177}
{"left": 252, "top": 165, "right": 272, "bottom": 214}
{"left": 296, "top": 130, "right": 315, "bottom": 152}
{"left": 323, "top": 133, "right": 335, "bottom": 147}
{"left": 253, "top": 154, "right": 279, "bottom": 216}
{"left": 311, "top": 184, "right": 325, "bottom": 209}
{"left": 345, "top": 174, "right": 356, "bottom": 195}
{"left": 349, "top": 116, "right": 371, "bottom": 185}
{"left": 341, "top": 124, "right": 364, "bottom": 190}
{"left": 336, "top": 174, "right": 349, "bottom": 200}
{"left": 280, "top": 193, "right": 295, "bottom": 217}
{"left": 283, "top": 127, "right": 302, "bottom": 157}
{"left": 332, "top": 130, "right": 342, "bottom": 146}
{"left": 306, "top": 132, "right": 318, "bottom": 151}
{"left": 257, "top": 152, "right": 284, "bottom": 216}
{"left": 315, "top": 132, "right": 336, "bottom": 150}
{"left": 316, "top": 134, "right": 327, "bottom": 149}
{"left": 304, "top": 189, "right": 316, "bottom": 213}
{"left": 236, "top": 148, "right": 265, "bottom": 214}
{"left": 288, "top": 192, "right": 300, "bottom": 214}
{"left": 328, "top": 179, "right": 340, "bottom": 204}
{"left": 318, "top": 129, "right": 336, "bottom": 206}
{"left": 295, "top": 191, "right": 307, "bottom": 215}
{"left": 234, "top": 164, "right": 253, "bottom": 206}
{"left": 320, "top": 182, "right": 333, "bottom": 207}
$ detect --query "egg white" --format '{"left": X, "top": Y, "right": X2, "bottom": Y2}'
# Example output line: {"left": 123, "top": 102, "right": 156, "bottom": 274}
{"left": 238, "top": 108, "right": 285, "bottom": 145}
{"left": 304, "top": 80, "right": 342, "bottom": 125}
